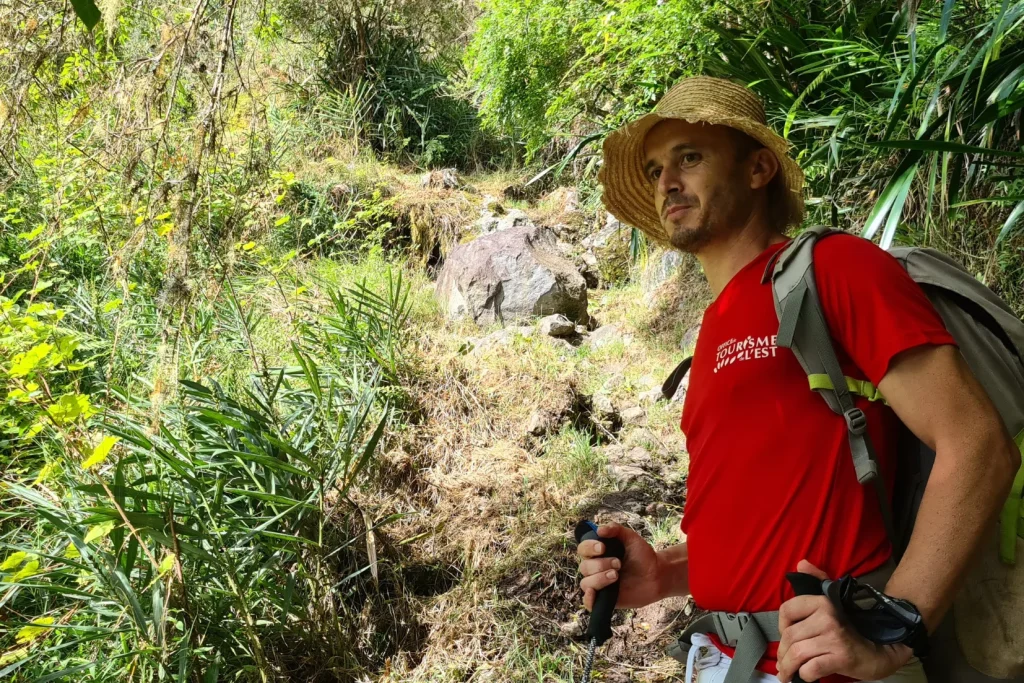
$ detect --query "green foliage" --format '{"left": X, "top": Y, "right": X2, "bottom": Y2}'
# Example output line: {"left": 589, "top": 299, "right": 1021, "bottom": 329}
{"left": 709, "top": 0, "right": 1024, "bottom": 303}
{"left": 284, "top": 0, "right": 505, "bottom": 168}
{"left": 467, "top": 0, "right": 732, "bottom": 162}
{"left": 0, "top": 271, "right": 414, "bottom": 679}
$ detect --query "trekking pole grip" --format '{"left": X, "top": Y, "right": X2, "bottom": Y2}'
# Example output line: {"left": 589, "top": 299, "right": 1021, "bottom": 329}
{"left": 575, "top": 520, "right": 625, "bottom": 646}
{"left": 786, "top": 572, "right": 825, "bottom": 683}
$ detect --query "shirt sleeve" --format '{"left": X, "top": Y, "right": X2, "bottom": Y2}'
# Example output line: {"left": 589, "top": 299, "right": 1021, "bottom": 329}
{"left": 812, "top": 234, "right": 957, "bottom": 386}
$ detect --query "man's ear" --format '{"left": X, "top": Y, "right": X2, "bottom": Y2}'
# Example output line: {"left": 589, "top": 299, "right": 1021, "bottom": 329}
{"left": 749, "top": 148, "right": 779, "bottom": 191}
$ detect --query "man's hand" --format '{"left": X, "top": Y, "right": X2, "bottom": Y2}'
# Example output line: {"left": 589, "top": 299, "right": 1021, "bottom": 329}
{"left": 776, "top": 560, "right": 913, "bottom": 683}
{"left": 577, "top": 522, "right": 667, "bottom": 611}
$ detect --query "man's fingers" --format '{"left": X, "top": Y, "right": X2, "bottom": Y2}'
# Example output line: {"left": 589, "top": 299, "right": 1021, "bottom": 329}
{"left": 798, "top": 652, "right": 846, "bottom": 683}
{"left": 778, "top": 595, "right": 827, "bottom": 632}
{"left": 776, "top": 635, "right": 831, "bottom": 683}
{"left": 777, "top": 611, "right": 830, "bottom": 662}
{"left": 579, "top": 557, "right": 620, "bottom": 577}
{"left": 583, "top": 587, "right": 595, "bottom": 611}
{"left": 577, "top": 539, "right": 606, "bottom": 559}
{"left": 580, "top": 568, "right": 618, "bottom": 593}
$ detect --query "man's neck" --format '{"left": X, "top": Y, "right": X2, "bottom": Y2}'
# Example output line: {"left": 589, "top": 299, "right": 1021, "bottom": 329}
{"left": 696, "top": 222, "right": 787, "bottom": 298}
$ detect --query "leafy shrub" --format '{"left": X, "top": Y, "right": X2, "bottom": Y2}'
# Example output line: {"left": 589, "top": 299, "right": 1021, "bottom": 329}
{"left": 467, "top": 0, "right": 733, "bottom": 162}
{"left": 0, "top": 273, "right": 414, "bottom": 679}
{"left": 710, "top": 0, "right": 1024, "bottom": 307}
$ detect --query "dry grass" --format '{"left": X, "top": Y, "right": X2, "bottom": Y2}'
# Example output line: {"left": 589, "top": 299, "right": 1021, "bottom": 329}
{"left": 363, "top": 274, "right": 695, "bottom": 681}
{"left": 266, "top": 171, "right": 700, "bottom": 682}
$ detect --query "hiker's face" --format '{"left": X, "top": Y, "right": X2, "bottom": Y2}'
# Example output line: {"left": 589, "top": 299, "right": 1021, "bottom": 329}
{"left": 643, "top": 120, "right": 764, "bottom": 252}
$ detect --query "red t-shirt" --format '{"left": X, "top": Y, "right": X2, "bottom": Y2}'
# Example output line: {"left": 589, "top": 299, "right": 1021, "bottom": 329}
{"left": 680, "top": 234, "right": 955, "bottom": 679}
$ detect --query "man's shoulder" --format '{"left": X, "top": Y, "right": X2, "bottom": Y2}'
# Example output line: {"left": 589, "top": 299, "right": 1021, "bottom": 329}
{"left": 810, "top": 231, "right": 906, "bottom": 281}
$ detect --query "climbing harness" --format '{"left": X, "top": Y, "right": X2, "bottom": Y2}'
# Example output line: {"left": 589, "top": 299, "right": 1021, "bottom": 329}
{"left": 574, "top": 520, "right": 625, "bottom": 683}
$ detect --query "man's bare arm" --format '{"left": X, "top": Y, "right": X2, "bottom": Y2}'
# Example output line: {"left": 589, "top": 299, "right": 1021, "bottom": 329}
{"left": 877, "top": 344, "right": 1020, "bottom": 629}
{"left": 777, "top": 344, "right": 1020, "bottom": 682}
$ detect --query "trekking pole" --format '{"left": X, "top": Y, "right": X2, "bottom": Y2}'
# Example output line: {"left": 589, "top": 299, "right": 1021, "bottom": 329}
{"left": 574, "top": 520, "right": 625, "bottom": 683}
{"left": 785, "top": 571, "right": 824, "bottom": 683}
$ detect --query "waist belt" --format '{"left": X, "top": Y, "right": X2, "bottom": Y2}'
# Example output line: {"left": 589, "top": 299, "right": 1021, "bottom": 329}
{"left": 667, "top": 562, "right": 896, "bottom": 683}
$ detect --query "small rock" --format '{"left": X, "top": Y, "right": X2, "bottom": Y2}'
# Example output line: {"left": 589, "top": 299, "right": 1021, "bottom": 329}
{"left": 621, "top": 406, "right": 646, "bottom": 425}
{"left": 588, "top": 323, "right": 633, "bottom": 350}
{"left": 639, "top": 386, "right": 664, "bottom": 405}
{"left": 526, "top": 410, "right": 555, "bottom": 436}
{"left": 645, "top": 502, "right": 667, "bottom": 516}
{"left": 559, "top": 619, "right": 581, "bottom": 637}
{"left": 477, "top": 215, "right": 501, "bottom": 233}
{"left": 592, "top": 393, "right": 616, "bottom": 418}
{"left": 608, "top": 463, "right": 649, "bottom": 488}
{"left": 470, "top": 328, "right": 517, "bottom": 355}
{"left": 420, "top": 168, "right": 460, "bottom": 189}
{"left": 598, "top": 444, "right": 626, "bottom": 463}
{"left": 540, "top": 314, "right": 575, "bottom": 337}
{"left": 624, "top": 446, "right": 653, "bottom": 467}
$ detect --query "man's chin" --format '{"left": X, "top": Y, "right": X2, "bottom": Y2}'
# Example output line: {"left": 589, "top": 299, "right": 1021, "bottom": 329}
{"left": 665, "top": 221, "right": 712, "bottom": 253}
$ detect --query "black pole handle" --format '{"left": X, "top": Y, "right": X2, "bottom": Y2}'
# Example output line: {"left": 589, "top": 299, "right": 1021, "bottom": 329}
{"left": 785, "top": 572, "right": 825, "bottom": 683}
{"left": 575, "top": 520, "right": 625, "bottom": 646}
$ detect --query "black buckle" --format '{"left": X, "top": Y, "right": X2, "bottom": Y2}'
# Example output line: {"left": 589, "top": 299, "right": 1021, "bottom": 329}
{"left": 844, "top": 408, "right": 867, "bottom": 435}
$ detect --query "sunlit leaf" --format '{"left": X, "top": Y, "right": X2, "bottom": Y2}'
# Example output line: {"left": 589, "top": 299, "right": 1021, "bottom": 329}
{"left": 156, "top": 223, "right": 174, "bottom": 237}
{"left": 274, "top": 215, "right": 291, "bottom": 227}
{"left": 0, "top": 647, "right": 30, "bottom": 666}
{"left": 12, "top": 560, "right": 40, "bottom": 581}
{"left": 102, "top": 298, "right": 123, "bottom": 313}
{"left": 16, "top": 225, "right": 44, "bottom": 240}
{"left": 0, "top": 551, "right": 29, "bottom": 571}
{"left": 84, "top": 520, "right": 117, "bottom": 544}
{"left": 16, "top": 617, "right": 55, "bottom": 645}
{"left": 158, "top": 554, "right": 176, "bottom": 575}
{"left": 8, "top": 343, "right": 52, "bottom": 377}
{"left": 82, "top": 436, "right": 120, "bottom": 470}
{"left": 47, "top": 394, "right": 95, "bottom": 425}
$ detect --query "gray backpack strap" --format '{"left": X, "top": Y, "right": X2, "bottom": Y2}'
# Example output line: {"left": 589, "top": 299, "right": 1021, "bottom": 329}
{"left": 763, "top": 227, "right": 899, "bottom": 554}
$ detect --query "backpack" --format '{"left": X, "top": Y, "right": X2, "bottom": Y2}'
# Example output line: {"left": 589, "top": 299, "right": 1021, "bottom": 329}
{"left": 662, "top": 226, "right": 1024, "bottom": 681}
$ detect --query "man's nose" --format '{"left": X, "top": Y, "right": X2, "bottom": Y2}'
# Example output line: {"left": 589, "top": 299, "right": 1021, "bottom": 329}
{"left": 657, "top": 166, "right": 683, "bottom": 198}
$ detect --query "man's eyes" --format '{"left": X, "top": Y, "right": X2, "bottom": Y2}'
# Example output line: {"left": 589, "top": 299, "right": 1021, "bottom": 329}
{"left": 648, "top": 153, "right": 701, "bottom": 181}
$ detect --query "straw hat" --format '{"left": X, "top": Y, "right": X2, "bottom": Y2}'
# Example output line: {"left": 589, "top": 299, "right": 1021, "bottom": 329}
{"left": 598, "top": 76, "right": 805, "bottom": 246}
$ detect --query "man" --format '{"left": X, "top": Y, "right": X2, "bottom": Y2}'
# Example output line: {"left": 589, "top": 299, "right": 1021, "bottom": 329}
{"left": 576, "top": 76, "right": 1020, "bottom": 683}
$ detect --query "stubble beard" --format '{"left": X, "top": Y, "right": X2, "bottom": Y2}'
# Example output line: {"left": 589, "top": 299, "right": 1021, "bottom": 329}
{"left": 664, "top": 182, "right": 748, "bottom": 254}
{"left": 666, "top": 211, "right": 715, "bottom": 253}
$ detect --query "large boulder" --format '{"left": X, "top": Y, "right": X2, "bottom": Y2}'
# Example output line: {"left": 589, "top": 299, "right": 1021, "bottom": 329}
{"left": 436, "top": 221, "right": 589, "bottom": 325}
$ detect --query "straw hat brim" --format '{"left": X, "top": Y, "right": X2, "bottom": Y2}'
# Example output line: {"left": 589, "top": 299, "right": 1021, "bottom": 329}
{"left": 598, "top": 110, "right": 805, "bottom": 247}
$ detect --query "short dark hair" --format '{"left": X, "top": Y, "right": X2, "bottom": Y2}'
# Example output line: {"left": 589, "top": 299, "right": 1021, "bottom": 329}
{"left": 727, "top": 128, "right": 802, "bottom": 232}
